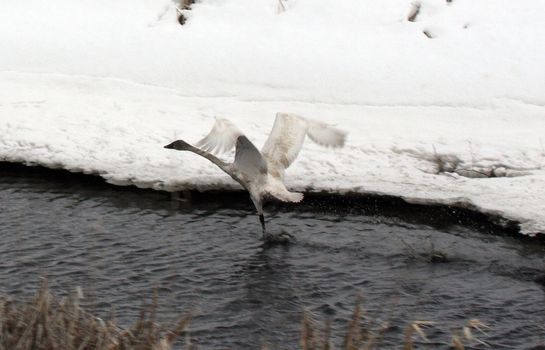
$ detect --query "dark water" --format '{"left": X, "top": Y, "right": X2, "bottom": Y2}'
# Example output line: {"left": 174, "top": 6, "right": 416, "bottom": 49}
{"left": 1, "top": 168, "right": 545, "bottom": 349}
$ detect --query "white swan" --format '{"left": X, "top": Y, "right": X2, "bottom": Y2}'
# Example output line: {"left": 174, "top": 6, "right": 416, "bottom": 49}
{"left": 164, "top": 112, "right": 346, "bottom": 239}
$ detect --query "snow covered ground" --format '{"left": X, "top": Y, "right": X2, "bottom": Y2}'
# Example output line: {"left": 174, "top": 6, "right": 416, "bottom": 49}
{"left": 1, "top": 0, "right": 544, "bottom": 235}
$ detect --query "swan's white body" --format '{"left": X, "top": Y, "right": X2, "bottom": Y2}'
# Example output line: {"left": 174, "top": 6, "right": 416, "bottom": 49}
{"left": 165, "top": 112, "right": 346, "bottom": 234}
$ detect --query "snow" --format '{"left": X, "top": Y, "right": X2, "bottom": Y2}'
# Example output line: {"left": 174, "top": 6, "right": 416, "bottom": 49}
{"left": 0, "top": 0, "right": 544, "bottom": 235}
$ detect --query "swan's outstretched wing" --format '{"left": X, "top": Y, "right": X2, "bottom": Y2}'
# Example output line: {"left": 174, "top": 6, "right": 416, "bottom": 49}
{"left": 195, "top": 118, "right": 266, "bottom": 182}
{"left": 261, "top": 113, "right": 346, "bottom": 180}
{"left": 306, "top": 119, "right": 346, "bottom": 148}
{"left": 195, "top": 117, "right": 243, "bottom": 154}
{"left": 261, "top": 113, "right": 307, "bottom": 178}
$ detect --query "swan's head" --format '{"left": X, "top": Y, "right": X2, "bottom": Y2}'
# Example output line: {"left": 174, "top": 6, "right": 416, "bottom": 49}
{"left": 164, "top": 140, "right": 191, "bottom": 151}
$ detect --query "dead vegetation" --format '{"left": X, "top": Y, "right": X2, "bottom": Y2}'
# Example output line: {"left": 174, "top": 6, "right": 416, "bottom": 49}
{"left": 175, "top": 0, "right": 196, "bottom": 25}
{"left": 406, "top": 144, "right": 539, "bottom": 179}
{"left": 299, "top": 299, "right": 491, "bottom": 350}
{"left": 1, "top": 282, "right": 495, "bottom": 349}
{"left": 451, "top": 319, "right": 490, "bottom": 349}
{"left": 0, "top": 280, "right": 192, "bottom": 350}
{"left": 397, "top": 235, "right": 449, "bottom": 263}
{"left": 407, "top": 2, "right": 421, "bottom": 22}
{"left": 300, "top": 301, "right": 392, "bottom": 350}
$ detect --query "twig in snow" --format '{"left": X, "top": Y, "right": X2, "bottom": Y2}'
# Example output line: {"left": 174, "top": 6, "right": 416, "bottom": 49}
{"left": 176, "top": 0, "right": 196, "bottom": 26}
{"left": 180, "top": 0, "right": 195, "bottom": 10}
{"left": 431, "top": 145, "right": 461, "bottom": 174}
{"left": 277, "top": 0, "right": 287, "bottom": 14}
{"left": 407, "top": 1, "right": 421, "bottom": 22}
{"left": 454, "top": 168, "right": 490, "bottom": 178}
{"left": 423, "top": 30, "right": 435, "bottom": 39}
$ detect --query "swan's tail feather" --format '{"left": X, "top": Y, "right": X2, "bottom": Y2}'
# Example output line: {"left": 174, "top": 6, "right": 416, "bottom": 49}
{"left": 267, "top": 186, "right": 304, "bottom": 203}
{"left": 306, "top": 119, "right": 347, "bottom": 148}
{"left": 284, "top": 191, "right": 304, "bottom": 203}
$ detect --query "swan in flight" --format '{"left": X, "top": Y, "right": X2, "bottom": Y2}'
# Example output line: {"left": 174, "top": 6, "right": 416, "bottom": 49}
{"left": 164, "top": 112, "right": 346, "bottom": 240}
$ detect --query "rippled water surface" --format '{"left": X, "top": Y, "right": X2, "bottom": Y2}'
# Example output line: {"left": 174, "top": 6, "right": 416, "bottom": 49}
{"left": 1, "top": 167, "right": 545, "bottom": 349}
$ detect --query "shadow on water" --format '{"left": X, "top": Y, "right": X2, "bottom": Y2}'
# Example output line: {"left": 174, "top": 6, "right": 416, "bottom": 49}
{"left": 0, "top": 161, "right": 528, "bottom": 238}
{"left": 1, "top": 162, "right": 545, "bottom": 349}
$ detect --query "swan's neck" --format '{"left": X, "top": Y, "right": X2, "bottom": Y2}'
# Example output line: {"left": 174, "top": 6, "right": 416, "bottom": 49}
{"left": 184, "top": 144, "right": 230, "bottom": 172}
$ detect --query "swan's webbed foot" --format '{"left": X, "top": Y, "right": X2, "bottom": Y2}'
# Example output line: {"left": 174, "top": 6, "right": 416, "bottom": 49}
{"left": 164, "top": 140, "right": 192, "bottom": 151}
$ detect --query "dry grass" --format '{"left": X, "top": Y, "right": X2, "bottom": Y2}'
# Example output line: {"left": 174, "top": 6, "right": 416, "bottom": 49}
{"left": 1, "top": 282, "right": 494, "bottom": 349}
{"left": 299, "top": 300, "right": 492, "bottom": 350}
{"left": 299, "top": 303, "right": 395, "bottom": 350}
{"left": 0, "top": 280, "right": 191, "bottom": 350}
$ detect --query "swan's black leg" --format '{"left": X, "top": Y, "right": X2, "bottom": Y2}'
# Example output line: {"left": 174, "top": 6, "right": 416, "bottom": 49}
{"left": 259, "top": 214, "right": 266, "bottom": 235}
{"left": 259, "top": 214, "right": 294, "bottom": 244}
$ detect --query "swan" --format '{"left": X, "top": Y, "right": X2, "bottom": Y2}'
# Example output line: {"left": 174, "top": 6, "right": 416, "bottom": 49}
{"left": 164, "top": 112, "right": 346, "bottom": 240}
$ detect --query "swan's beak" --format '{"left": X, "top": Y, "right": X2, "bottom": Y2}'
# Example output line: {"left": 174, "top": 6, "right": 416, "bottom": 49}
{"left": 164, "top": 140, "right": 191, "bottom": 151}
{"left": 164, "top": 141, "right": 176, "bottom": 149}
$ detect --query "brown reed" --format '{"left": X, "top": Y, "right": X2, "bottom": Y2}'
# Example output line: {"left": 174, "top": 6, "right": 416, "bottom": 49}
{"left": 1, "top": 282, "right": 494, "bottom": 349}
{"left": 0, "top": 280, "right": 191, "bottom": 350}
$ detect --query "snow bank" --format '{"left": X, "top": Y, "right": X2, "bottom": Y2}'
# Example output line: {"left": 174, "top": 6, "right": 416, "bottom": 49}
{"left": 0, "top": 0, "right": 544, "bottom": 235}
{"left": 1, "top": 72, "right": 544, "bottom": 235}
{"left": 1, "top": 0, "right": 545, "bottom": 105}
